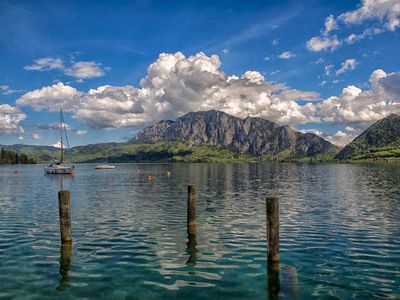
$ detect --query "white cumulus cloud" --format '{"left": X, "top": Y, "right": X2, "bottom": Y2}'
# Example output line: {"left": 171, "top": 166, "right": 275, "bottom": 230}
{"left": 24, "top": 57, "right": 107, "bottom": 81}
{"left": 300, "top": 128, "right": 325, "bottom": 136}
{"left": 306, "top": 35, "right": 341, "bottom": 52}
{"left": 24, "top": 57, "right": 64, "bottom": 71}
{"left": 0, "top": 104, "right": 26, "bottom": 135}
{"left": 338, "top": 0, "right": 400, "bottom": 31}
{"left": 325, "top": 65, "right": 334, "bottom": 76}
{"left": 306, "top": 0, "right": 400, "bottom": 51}
{"left": 317, "top": 69, "right": 400, "bottom": 124}
{"left": 0, "top": 85, "right": 25, "bottom": 95}
{"left": 32, "top": 132, "right": 41, "bottom": 140}
{"left": 76, "top": 130, "right": 87, "bottom": 136}
{"left": 16, "top": 52, "right": 320, "bottom": 129}
{"left": 50, "top": 140, "right": 64, "bottom": 148}
{"left": 326, "top": 130, "right": 356, "bottom": 146}
{"left": 300, "top": 128, "right": 356, "bottom": 146}
{"left": 278, "top": 51, "right": 296, "bottom": 59}
{"left": 16, "top": 82, "right": 82, "bottom": 112}
{"left": 76, "top": 85, "right": 146, "bottom": 128}
{"left": 345, "top": 126, "right": 357, "bottom": 132}
{"left": 324, "top": 15, "right": 338, "bottom": 33}
{"left": 336, "top": 59, "right": 358, "bottom": 75}
{"left": 64, "top": 61, "right": 106, "bottom": 80}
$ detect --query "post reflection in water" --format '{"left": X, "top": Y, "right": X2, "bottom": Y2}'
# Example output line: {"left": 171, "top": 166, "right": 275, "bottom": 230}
{"left": 281, "top": 265, "right": 298, "bottom": 299}
{"left": 267, "top": 261, "right": 280, "bottom": 300}
{"left": 267, "top": 263, "right": 300, "bottom": 300}
{"left": 186, "top": 234, "right": 198, "bottom": 266}
{"left": 57, "top": 243, "right": 72, "bottom": 291}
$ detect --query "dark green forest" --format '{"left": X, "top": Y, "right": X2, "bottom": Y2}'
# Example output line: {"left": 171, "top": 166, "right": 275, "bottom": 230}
{"left": 0, "top": 148, "right": 36, "bottom": 164}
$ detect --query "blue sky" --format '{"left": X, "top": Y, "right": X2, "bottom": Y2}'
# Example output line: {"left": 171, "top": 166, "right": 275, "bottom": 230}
{"left": 0, "top": 0, "right": 399, "bottom": 147}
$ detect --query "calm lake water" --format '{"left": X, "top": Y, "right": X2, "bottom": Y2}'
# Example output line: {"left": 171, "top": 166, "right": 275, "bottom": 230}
{"left": 0, "top": 163, "right": 399, "bottom": 299}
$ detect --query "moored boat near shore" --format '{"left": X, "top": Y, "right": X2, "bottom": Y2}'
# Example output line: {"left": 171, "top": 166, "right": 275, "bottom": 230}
{"left": 45, "top": 109, "right": 75, "bottom": 175}
{"left": 95, "top": 140, "right": 115, "bottom": 170}
{"left": 95, "top": 163, "right": 115, "bottom": 169}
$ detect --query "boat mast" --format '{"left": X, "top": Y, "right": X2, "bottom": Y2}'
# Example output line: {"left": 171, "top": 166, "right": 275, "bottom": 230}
{"left": 60, "top": 109, "right": 64, "bottom": 162}
{"left": 105, "top": 140, "right": 109, "bottom": 163}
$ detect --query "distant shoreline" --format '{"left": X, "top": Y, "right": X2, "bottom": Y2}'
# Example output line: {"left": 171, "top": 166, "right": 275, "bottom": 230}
{"left": 2, "top": 159, "right": 400, "bottom": 166}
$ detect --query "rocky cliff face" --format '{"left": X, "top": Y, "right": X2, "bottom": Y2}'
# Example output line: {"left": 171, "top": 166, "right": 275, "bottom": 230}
{"left": 131, "top": 110, "right": 339, "bottom": 157}
{"left": 336, "top": 113, "right": 400, "bottom": 160}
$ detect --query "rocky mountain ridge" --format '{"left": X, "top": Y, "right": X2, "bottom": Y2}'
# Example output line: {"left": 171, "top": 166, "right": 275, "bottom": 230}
{"left": 131, "top": 110, "right": 340, "bottom": 158}
{"left": 336, "top": 113, "right": 400, "bottom": 160}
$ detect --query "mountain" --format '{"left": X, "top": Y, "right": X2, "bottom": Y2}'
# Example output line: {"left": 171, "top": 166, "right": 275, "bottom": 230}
{"left": 131, "top": 110, "right": 339, "bottom": 159}
{"left": 336, "top": 114, "right": 400, "bottom": 160}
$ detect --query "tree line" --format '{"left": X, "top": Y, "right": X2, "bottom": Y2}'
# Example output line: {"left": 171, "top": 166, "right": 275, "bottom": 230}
{"left": 0, "top": 148, "right": 36, "bottom": 164}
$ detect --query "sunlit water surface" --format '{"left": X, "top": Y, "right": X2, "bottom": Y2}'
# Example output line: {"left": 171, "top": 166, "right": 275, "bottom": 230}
{"left": 1, "top": 163, "right": 399, "bottom": 299}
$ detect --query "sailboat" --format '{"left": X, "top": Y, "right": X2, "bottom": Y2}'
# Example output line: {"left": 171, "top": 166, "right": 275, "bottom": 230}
{"left": 95, "top": 163, "right": 115, "bottom": 169}
{"left": 95, "top": 141, "right": 115, "bottom": 169}
{"left": 44, "top": 109, "right": 75, "bottom": 175}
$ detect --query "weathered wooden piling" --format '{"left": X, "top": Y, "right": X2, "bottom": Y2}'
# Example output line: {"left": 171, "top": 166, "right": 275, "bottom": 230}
{"left": 266, "top": 196, "right": 280, "bottom": 299}
{"left": 58, "top": 190, "right": 72, "bottom": 245}
{"left": 187, "top": 185, "right": 197, "bottom": 236}
{"left": 266, "top": 196, "right": 279, "bottom": 263}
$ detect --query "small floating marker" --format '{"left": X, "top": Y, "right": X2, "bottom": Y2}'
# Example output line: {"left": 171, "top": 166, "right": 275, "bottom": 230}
{"left": 147, "top": 175, "right": 153, "bottom": 181}
{"left": 70, "top": 171, "right": 74, "bottom": 176}
{"left": 136, "top": 169, "right": 141, "bottom": 175}
{"left": 166, "top": 171, "right": 171, "bottom": 177}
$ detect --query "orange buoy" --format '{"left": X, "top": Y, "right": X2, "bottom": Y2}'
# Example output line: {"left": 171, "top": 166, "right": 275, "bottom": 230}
{"left": 147, "top": 175, "right": 153, "bottom": 181}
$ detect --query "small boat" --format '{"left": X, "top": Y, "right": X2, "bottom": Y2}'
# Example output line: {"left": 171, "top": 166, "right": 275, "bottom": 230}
{"left": 95, "top": 164, "right": 115, "bottom": 169}
{"left": 45, "top": 162, "right": 75, "bottom": 174}
{"left": 95, "top": 140, "right": 115, "bottom": 170}
{"left": 45, "top": 109, "right": 75, "bottom": 175}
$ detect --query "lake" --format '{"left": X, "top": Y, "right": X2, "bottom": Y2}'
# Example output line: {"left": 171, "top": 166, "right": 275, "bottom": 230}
{"left": 1, "top": 163, "right": 399, "bottom": 299}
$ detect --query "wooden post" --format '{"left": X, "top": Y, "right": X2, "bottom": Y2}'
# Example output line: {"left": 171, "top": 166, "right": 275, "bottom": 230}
{"left": 58, "top": 190, "right": 72, "bottom": 245}
{"left": 266, "top": 196, "right": 279, "bottom": 263}
{"left": 266, "top": 196, "right": 280, "bottom": 299}
{"left": 187, "top": 185, "right": 197, "bottom": 236}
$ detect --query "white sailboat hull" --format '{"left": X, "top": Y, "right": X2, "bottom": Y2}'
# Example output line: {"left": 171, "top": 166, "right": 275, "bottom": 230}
{"left": 44, "top": 164, "right": 75, "bottom": 175}
{"left": 95, "top": 164, "right": 115, "bottom": 169}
